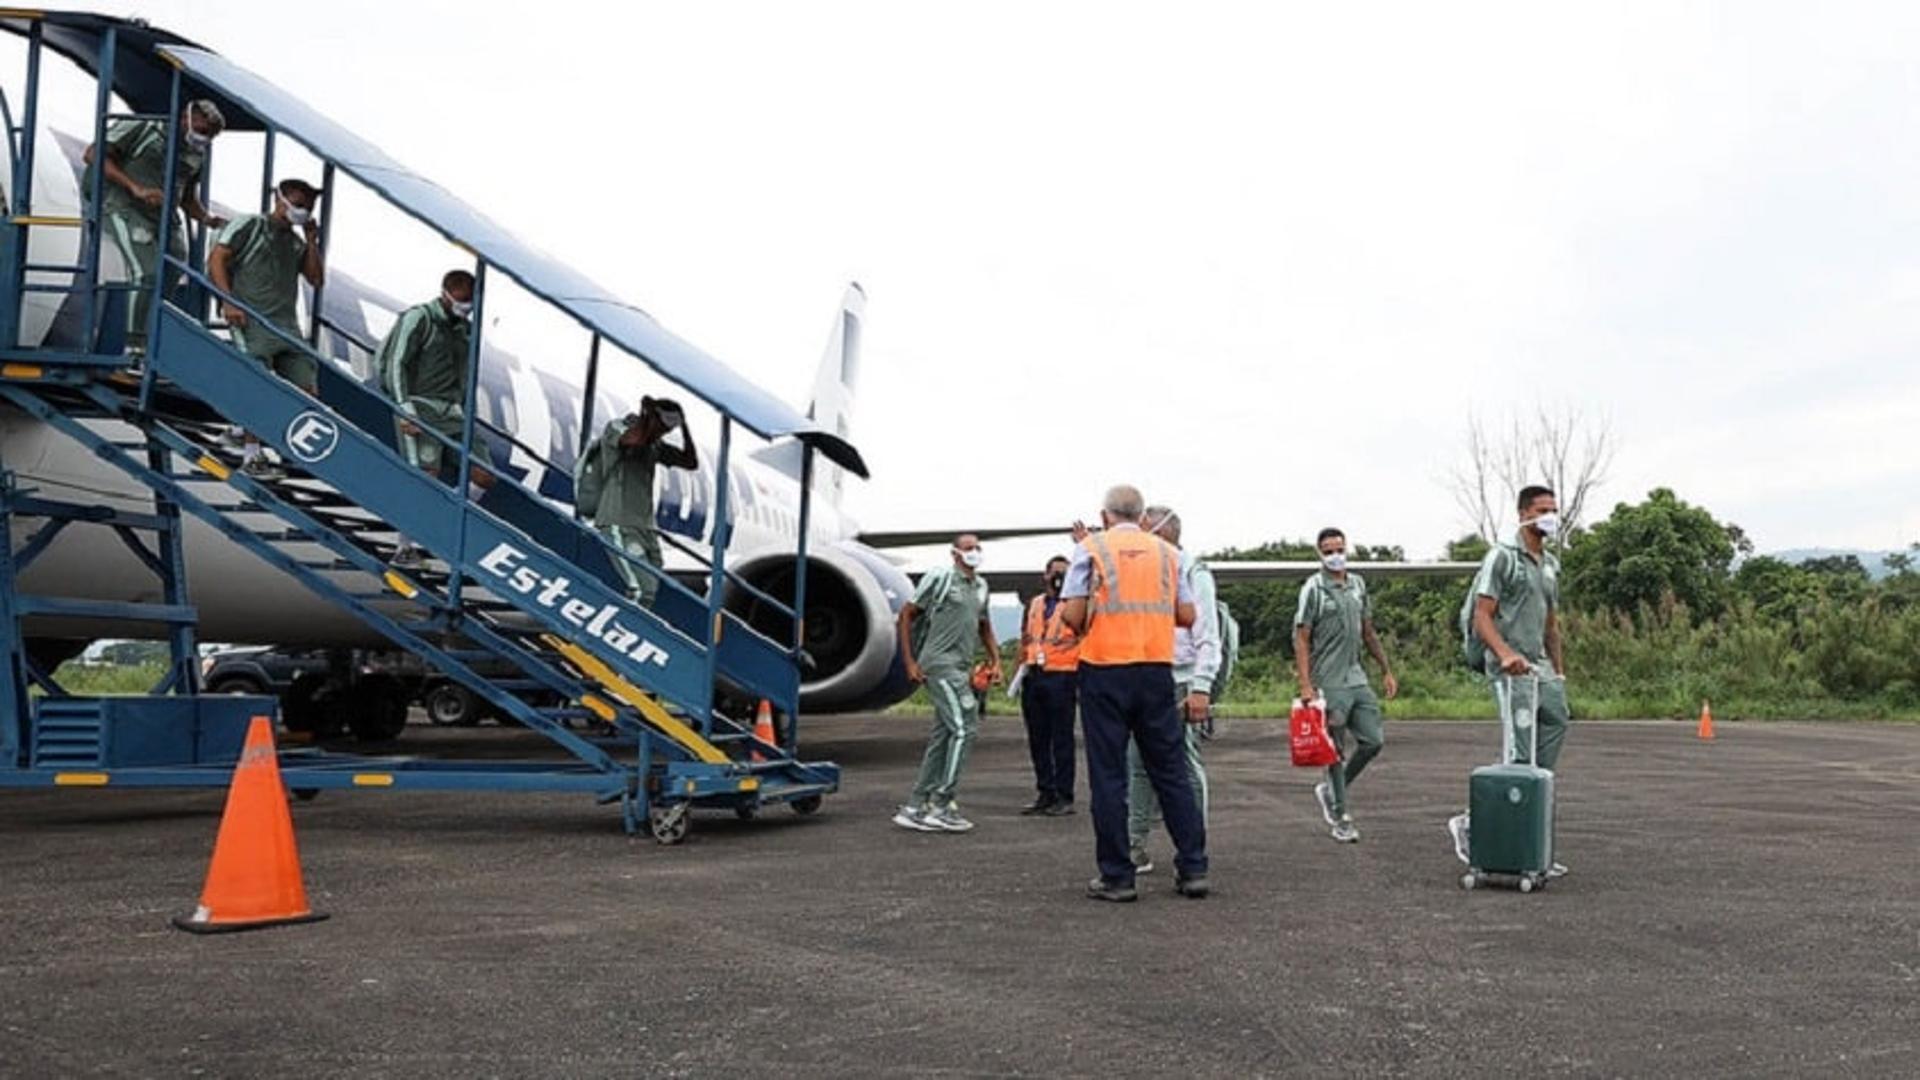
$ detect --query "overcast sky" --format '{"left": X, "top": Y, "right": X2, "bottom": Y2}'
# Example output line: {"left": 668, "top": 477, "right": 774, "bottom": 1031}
{"left": 39, "top": 1, "right": 1920, "bottom": 559}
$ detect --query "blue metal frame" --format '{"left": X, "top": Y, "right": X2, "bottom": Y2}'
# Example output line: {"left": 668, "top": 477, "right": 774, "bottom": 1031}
{"left": 0, "top": 18, "right": 842, "bottom": 832}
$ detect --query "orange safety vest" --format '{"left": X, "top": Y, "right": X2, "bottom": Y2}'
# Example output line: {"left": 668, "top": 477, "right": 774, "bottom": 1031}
{"left": 1023, "top": 594, "right": 1082, "bottom": 672}
{"left": 1075, "top": 526, "right": 1180, "bottom": 666}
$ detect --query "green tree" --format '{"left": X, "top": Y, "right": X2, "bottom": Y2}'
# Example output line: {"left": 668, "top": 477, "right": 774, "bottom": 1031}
{"left": 1732, "top": 556, "right": 1821, "bottom": 621}
{"left": 1447, "top": 533, "right": 1491, "bottom": 562}
{"left": 1561, "top": 488, "right": 1739, "bottom": 620}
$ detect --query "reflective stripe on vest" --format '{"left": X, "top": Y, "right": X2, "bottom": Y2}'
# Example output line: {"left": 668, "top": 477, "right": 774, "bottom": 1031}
{"left": 1078, "top": 528, "right": 1178, "bottom": 665}
{"left": 1024, "top": 595, "right": 1081, "bottom": 672}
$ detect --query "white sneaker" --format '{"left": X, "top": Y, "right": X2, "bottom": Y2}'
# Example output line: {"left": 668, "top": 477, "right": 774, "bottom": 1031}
{"left": 927, "top": 805, "right": 975, "bottom": 833}
{"left": 1314, "top": 780, "right": 1339, "bottom": 827}
{"left": 891, "top": 805, "right": 939, "bottom": 833}
{"left": 1548, "top": 861, "right": 1569, "bottom": 879}
{"left": 1129, "top": 846, "right": 1155, "bottom": 874}
{"left": 1448, "top": 812, "right": 1472, "bottom": 865}
{"left": 1330, "top": 817, "right": 1360, "bottom": 843}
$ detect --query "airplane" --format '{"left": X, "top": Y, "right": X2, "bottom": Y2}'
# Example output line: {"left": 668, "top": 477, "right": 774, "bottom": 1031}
{"left": 1, "top": 37, "right": 1472, "bottom": 732}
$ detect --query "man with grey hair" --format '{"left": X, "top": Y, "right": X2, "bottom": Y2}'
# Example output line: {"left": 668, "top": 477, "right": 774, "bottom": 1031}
{"left": 1123, "top": 505, "right": 1220, "bottom": 873}
{"left": 83, "top": 99, "right": 228, "bottom": 351}
{"left": 1061, "top": 486, "right": 1210, "bottom": 901}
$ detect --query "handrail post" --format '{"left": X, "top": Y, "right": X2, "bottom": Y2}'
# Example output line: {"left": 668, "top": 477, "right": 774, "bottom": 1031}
{"left": 793, "top": 444, "right": 814, "bottom": 655}
{"left": 578, "top": 335, "right": 602, "bottom": 448}
{"left": 187, "top": 139, "right": 212, "bottom": 322}
{"left": 446, "top": 260, "right": 487, "bottom": 605}
{"left": 79, "top": 26, "right": 118, "bottom": 354}
{"left": 2, "top": 22, "right": 43, "bottom": 349}
{"left": 306, "top": 161, "right": 336, "bottom": 347}
{"left": 258, "top": 130, "right": 276, "bottom": 214}
{"left": 138, "top": 66, "right": 182, "bottom": 414}
{"left": 576, "top": 333, "right": 601, "bottom": 515}
{"left": 702, "top": 415, "right": 733, "bottom": 735}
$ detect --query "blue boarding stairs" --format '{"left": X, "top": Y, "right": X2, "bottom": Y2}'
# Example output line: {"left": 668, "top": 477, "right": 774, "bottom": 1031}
{"left": 0, "top": 12, "right": 865, "bottom": 841}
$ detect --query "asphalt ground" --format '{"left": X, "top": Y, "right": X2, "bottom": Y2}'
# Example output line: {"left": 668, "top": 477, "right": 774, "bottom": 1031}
{"left": 2, "top": 714, "right": 1918, "bottom": 1077}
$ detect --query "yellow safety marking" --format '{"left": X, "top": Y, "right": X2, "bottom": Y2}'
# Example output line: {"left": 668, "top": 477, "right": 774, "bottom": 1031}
{"left": 712, "top": 613, "right": 725, "bottom": 643}
{"left": 195, "top": 455, "right": 232, "bottom": 480}
{"left": 1, "top": 363, "right": 43, "bottom": 379}
{"left": 383, "top": 571, "right": 418, "bottom": 599}
{"left": 580, "top": 694, "right": 615, "bottom": 722}
{"left": 352, "top": 773, "right": 395, "bottom": 787}
{"left": 542, "top": 634, "right": 730, "bottom": 765}
{"left": 684, "top": 779, "right": 697, "bottom": 794}
{"left": 0, "top": 11, "right": 49, "bottom": 20}
{"left": 53, "top": 772, "right": 109, "bottom": 786}
{"left": 157, "top": 49, "right": 184, "bottom": 70}
{"left": 10, "top": 215, "right": 82, "bottom": 227}
{"left": 738, "top": 778, "right": 760, "bottom": 792}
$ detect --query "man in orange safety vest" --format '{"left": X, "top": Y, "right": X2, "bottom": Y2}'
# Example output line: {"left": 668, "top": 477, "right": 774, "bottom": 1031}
{"left": 1059, "top": 485, "right": 1209, "bottom": 902}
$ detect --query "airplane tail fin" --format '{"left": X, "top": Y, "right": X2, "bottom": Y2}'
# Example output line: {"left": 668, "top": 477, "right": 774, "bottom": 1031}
{"left": 756, "top": 282, "right": 864, "bottom": 506}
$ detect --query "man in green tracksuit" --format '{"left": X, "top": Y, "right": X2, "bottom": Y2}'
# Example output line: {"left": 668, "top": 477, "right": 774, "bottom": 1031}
{"left": 82, "top": 99, "right": 227, "bottom": 350}
{"left": 209, "top": 179, "right": 325, "bottom": 478}
{"left": 1449, "top": 483, "right": 1570, "bottom": 877}
{"left": 1124, "top": 507, "right": 1218, "bottom": 873}
{"left": 375, "top": 270, "right": 496, "bottom": 564}
{"left": 575, "top": 396, "right": 698, "bottom": 603}
{"left": 1294, "top": 526, "right": 1398, "bottom": 843}
{"left": 892, "top": 534, "right": 1000, "bottom": 835}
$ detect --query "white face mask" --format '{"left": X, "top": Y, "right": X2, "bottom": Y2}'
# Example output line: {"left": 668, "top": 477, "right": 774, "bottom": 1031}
{"left": 184, "top": 127, "right": 211, "bottom": 151}
{"left": 956, "top": 547, "right": 983, "bottom": 570}
{"left": 1531, "top": 512, "right": 1561, "bottom": 538}
{"left": 655, "top": 407, "right": 683, "bottom": 432}
{"left": 1321, "top": 551, "right": 1347, "bottom": 572}
{"left": 445, "top": 294, "right": 474, "bottom": 318}
{"left": 285, "top": 202, "right": 312, "bottom": 227}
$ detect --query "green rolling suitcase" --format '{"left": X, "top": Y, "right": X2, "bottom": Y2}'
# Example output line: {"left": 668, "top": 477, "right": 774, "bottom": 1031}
{"left": 1461, "top": 674, "right": 1555, "bottom": 893}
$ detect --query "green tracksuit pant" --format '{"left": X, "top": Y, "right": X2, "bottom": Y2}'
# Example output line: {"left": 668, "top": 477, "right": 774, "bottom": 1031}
{"left": 600, "top": 523, "right": 664, "bottom": 606}
{"left": 1322, "top": 683, "right": 1384, "bottom": 817}
{"left": 909, "top": 667, "right": 978, "bottom": 810}
{"left": 101, "top": 206, "right": 185, "bottom": 350}
{"left": 1126, "top": 680, "right": 1207, "bottom": 848}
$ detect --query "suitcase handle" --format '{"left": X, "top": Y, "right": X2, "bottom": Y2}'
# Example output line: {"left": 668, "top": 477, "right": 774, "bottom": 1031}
{"left": 1496, "top": 671, "right": 1542, "bottom": 766}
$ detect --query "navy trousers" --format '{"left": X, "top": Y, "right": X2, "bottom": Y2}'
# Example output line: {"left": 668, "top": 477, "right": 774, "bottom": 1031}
{"left": 1079, "top": 662, "right": 1208, "bottom": 883}
{"left": 1021, "top": 670, "right": 1078, "bottom": 803}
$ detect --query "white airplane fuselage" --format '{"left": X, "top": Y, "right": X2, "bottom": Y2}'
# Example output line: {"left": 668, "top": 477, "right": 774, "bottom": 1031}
{"left": 4, "top": 119, "right": 919, "bottom": 712}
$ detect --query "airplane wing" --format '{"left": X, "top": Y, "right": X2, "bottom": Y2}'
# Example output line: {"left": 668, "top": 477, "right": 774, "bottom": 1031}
{"left": 1205, "top": 561, "right": 1480, "bottom": 583}
{"left": 855, "top": 526, "right": 1069, "bottom": 548}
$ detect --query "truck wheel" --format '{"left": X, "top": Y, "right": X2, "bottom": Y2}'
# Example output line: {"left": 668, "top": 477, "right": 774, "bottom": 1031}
{"left": 425, "top": 683, "right": 480, "bottom": 727}
{"left": 348, "top": 675, "right": 409, "bottom": 743}
{"left": 210, "top": 676, "right": 268, "bottom": 697}
{"left": 283, "top": 674, "right": 344, "bottom": 739}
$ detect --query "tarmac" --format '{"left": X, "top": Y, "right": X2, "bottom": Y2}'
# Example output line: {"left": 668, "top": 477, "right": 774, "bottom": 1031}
{"left": 2, "top": 714, "right": 1917, "bottom": 1077}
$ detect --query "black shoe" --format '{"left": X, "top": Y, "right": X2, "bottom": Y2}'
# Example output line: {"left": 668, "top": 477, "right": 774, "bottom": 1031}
{"left": 1174, "top": 874, "right": 1211, "bottom": 899}
{"left": 1085, "top": 877, "right": 1137, "bottom": 903}
{"left": 1020, "top": 797, "right": 1052, "bottom": 816}
{"left": 1040, "top": 799, "right": 1075, "bottom": 817}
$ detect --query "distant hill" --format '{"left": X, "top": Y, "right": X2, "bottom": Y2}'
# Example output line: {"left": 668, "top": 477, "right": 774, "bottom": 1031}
{"left": 1766, "top": 548, "right": 1910, "bottom": 580}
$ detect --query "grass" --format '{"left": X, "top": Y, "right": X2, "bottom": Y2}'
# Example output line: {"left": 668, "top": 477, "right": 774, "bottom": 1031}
{"left": 40, "top": 661, "right": 172, "bottom": 697}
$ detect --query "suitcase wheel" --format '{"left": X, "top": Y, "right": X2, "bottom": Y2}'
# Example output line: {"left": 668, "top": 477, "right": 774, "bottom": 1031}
{"left": 1460, "top": 872, "right": 1478, "bottom": 891}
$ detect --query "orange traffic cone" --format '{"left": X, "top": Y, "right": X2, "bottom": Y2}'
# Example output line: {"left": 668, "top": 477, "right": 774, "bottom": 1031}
{"left": 1697, "top": 700, "right": 1715, "bottom": 741}
{"left": 751, "top": 700, "right": 777, "bottom": 763}
{"left": 172, "top": 716, "right": 328, "bottom": 934}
